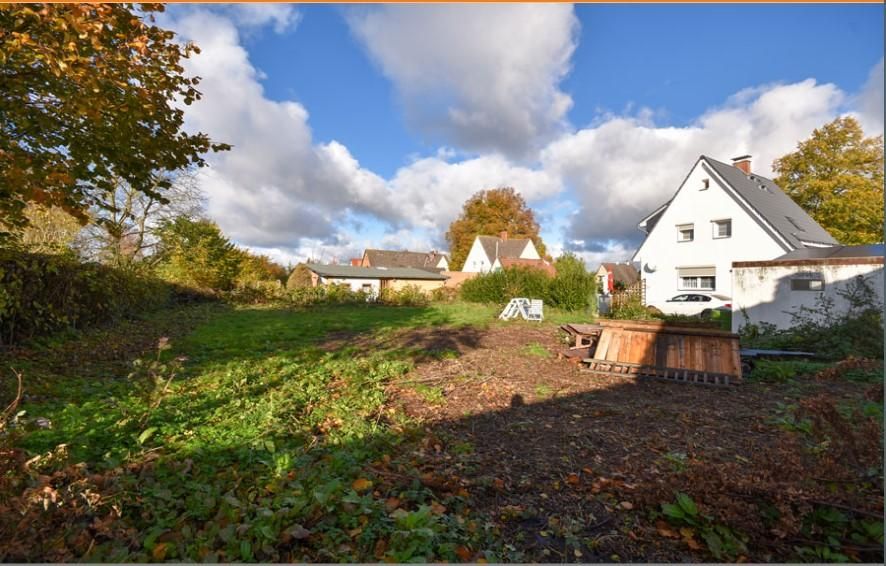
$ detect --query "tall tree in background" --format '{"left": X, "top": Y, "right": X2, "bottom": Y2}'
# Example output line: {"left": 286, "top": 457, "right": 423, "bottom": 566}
{"left": 0, "top": 3, "right": 229, "bottom": 241}
{"left": 81, "top": 170, "right": 204, "bottom": 267}
{"left": 154, "top": 217, "right": 241, "bottom": 291}
{"left": 773, "top": 117, "right": 884, "bottom": 245}
{"left": 446, "top": 187, "right": 547, "bottom": 270}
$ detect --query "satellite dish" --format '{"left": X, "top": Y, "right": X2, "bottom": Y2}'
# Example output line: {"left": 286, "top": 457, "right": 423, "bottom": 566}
{"left": 645, "top": 263, "right": 657, "bottom": 273}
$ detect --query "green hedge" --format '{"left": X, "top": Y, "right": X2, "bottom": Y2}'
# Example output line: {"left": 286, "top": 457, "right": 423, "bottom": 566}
{"left": 0, "top": 251, "right": 174, "bottom": 345}
{"left": 460, "top": 255, "right": 597, "bottom": 311}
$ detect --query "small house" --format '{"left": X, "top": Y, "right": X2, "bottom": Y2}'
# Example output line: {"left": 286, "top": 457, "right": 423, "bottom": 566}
{"left": 595, "top": 262, "right": 640, "bottom": 295}
{"left": 306, "top": 264, "right": 448, "bottom": 296}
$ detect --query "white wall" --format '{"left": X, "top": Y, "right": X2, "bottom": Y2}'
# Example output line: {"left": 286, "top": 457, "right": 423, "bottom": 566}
{"left": 319, "top": 276, "right": 380, "bottom": 296}
{"left": 633, "top": 159, "right": 787, "bottom": 309}
{"left": 731, "top": 262, "right": 884, "bottom": 332}
{"left": 462, "top": 238, "right": 493, "bottom": 273}
{"left": 520, "top": 240, "right": 541, "bottom": 260}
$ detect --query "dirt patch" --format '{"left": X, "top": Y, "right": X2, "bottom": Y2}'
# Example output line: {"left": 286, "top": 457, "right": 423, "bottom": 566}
{"left": 384, "top": 323, "right": 882, "bottom": 562}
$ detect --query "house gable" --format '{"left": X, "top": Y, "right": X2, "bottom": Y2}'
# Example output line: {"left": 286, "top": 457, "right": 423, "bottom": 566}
{"left": 632, "top": 156, "right": 791, "bottom": 307}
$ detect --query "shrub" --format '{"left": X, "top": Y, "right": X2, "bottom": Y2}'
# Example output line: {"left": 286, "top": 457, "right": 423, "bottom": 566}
{"left": 460, "top": 255, "right": 596, "bottom": 312}
{"left": 739, "top": 275, "right": 883, "bottom": 360}
{"left": 0, "top": 251, "right": 173, "bottom": 344}
{"left": 548, "top": 253, "right": 597, "bottom": 311}
{"left": 430, "top": 286, "right": 458, "bottom": 303}
{"left": 379, "top": 285, "right": 430, "bottom": 307}
{"left": 286, "top": 263, "right": 313, "bottom": 290}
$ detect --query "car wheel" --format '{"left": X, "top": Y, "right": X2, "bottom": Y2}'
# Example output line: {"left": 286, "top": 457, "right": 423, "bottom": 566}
{"left": 700, "top": 308, "right": 713, "bottom": 319}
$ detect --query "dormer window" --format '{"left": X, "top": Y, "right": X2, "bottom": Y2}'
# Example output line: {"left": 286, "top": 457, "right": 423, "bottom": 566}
{"left": 677, "top": 224, "right": 694, "bottom": 242}
{"left": 701, "top": 178, "right": 710, "bottom": 190}
{"left": 785, "top": 216, "right": 804, "bottom": 232}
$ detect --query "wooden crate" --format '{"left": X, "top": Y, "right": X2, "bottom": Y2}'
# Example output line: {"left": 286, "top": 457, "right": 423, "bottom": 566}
{"left": 581, "top": 319, "right": 742, "bottom": 385}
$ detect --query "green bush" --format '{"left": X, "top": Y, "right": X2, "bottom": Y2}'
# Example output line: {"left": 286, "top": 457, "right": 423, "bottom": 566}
{"left": 379, "top": 285, "right": 430, "bottom": 307}
{"left": 0, "top": 251, "right": 173, "bottom": 344}
{"left": 739, "top": 275, "right": 883, "bottom": 360}
{"left": 430, "top": 286, "right": 458, "bottom": 303}
{"left": 460, "top": 254, "right": 597, "bottom": 312}
{"left": 548, "top": 254, "right": 597, "bottom": 311}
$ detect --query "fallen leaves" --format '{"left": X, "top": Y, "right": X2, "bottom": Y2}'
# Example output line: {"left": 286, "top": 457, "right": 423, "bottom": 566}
{"left": 351, "top": 478, "right": 373, "bottom": 492}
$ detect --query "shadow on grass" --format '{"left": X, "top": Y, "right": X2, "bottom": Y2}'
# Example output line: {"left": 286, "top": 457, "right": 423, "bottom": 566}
{"left": 2, "top": 304, "right": 881, "bottom": 563}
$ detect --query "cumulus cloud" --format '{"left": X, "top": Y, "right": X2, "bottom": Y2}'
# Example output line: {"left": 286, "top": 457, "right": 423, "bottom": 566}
{"left": 348, "top": 4, "right": 578, "bottom": 156}
{"left": 168, "top": 6, "right": 881, "bottom": 270}
{"left": 227, "top": 3, "right": 302, "bottom": 34}
{"left": 171, "top": 11, "right": 393, "bottom": 249}
{"left": 855, "top": 58, "right": 884, "bottom": 135}
{"left": 545, "top": 78, "right": 847, "bottom": 256}
{"left": 385, "top": 153, "right": 561, "bottom": 231}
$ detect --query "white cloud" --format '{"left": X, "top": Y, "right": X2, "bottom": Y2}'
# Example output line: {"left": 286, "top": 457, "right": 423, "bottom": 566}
{"left": 386, "top": 153, "right": 562, "bottom": 231}
{"left": 348, "top": 4, "right": 578, "bottom": 156}
{"left": 171, "top": 11, "right": 393, "bottom": 249}
{"left": 544, "top": 78, "right": 847, "bottom": 256}
{"left": 855, "top": 58, "right": 884, "bottom": 135}
{"left": 169, "top": 8, "right": 881, "bottom": 271}
{"left": 227, "top": 4, "right": 302, "bottom": 34}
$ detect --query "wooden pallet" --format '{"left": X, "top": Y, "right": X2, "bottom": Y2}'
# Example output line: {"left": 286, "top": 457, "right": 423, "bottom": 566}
{"left": 567, "top": 319, "right": 742, "bottom": 385}
{"left": 581, "top": 358, "right": 737, "bottom": 386}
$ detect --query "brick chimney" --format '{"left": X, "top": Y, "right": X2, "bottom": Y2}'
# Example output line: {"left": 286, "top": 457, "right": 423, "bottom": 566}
{"left": 732, "top": 154, "right": 752, "bottom": 175}
{"left": 499, "top": 230, "right": 509, "bottom": 240}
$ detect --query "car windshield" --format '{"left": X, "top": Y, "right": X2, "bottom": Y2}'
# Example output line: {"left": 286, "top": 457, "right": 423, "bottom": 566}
{"left": 670, "top": 295, "right": 688, "bottom": 302}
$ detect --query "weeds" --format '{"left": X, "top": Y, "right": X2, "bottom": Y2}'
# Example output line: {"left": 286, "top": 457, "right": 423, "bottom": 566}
{"left": 658, "top": 492, "right": 748, "bottom": 560}
{"left": 523, "top": 342, "right": 551, "bottom": 358}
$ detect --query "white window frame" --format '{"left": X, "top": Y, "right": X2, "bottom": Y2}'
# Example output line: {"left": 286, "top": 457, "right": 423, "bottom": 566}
{"left": 679, "top": 276, "right": 715, "bottom": 291}
{"left": 712, "top": 219, "right": 732, "bottom": 239}
{"left": 677, "top": 223, "right": 694, "bottom": 242}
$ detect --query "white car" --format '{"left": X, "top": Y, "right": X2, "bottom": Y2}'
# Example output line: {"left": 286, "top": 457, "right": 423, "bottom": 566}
{"left": 659, "top": 293, "right": 732, "bottom": 317}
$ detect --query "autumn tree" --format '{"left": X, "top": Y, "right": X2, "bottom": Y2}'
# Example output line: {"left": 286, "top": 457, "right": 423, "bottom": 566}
{"left": 446, "top": 187, "right": 547, "bottom": 270}
{"left": 773, "top": 116, "right": 884, "bottom": 245}
{"left": 0, "top": 3, "right": 228, "bottom": 242}
{"left": 154, "top": 217, "right": 241, "bottom": 291}
{"left": 11, "top": 203, "right": 83, "bottom": 254}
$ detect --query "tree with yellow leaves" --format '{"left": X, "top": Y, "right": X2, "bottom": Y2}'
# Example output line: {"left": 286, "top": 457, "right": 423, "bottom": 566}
{"left": 0, "top": 3, "right": 229, "bottom": 242}
{"left": 773, "top": 117, "right": 884, "bottom": 245}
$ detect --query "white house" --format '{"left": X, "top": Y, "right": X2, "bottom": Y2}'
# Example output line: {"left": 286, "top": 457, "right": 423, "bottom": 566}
{"left": 462, "top": 231, "right": 542, "bottom": 273}
{"left": 632, "top": 155, "right": 838, "bottom": 310}
{"left": 306, "top": 264, "right": 448, "bottom": 296}
{"left": 731, "top": 244, "right": 884, "bottom": 332}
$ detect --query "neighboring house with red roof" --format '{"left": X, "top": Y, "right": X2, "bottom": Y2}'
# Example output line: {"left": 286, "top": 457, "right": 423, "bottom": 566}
{"left": 462, "top": 231, "right": 545, "bottom": 273}
{"left": 498, "top": 257, "right": 557, "bottom": 277}
{"left": 595, "top": 262, "right": 640, "bottom": 294}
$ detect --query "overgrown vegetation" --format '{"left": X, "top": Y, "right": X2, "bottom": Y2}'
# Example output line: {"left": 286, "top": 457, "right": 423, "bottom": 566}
{"left": 460, "top": 254, "right": 596, "bottom": 311}
{"left": 0, "top": 305, "right": 502, "bottom": 562}
{"left": 739, "top": 275, "right": 883, "bottom": 359}
{"left": 0, "top": 251, "right": 175, "bottom": 345}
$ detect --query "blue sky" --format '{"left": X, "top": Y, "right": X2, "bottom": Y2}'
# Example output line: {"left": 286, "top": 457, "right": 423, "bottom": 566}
{"left": 166, "top": 3, "right": 884, "bottom": 266}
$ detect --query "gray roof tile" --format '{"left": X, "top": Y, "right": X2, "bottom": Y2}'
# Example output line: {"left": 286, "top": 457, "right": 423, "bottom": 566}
{"left": 703, "top": 156, "right": 838, "bottom": 248}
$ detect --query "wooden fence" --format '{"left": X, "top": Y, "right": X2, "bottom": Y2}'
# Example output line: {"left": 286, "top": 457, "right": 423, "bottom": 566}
{"left": 611, "top": 279, "right": 646, "bottom": 309}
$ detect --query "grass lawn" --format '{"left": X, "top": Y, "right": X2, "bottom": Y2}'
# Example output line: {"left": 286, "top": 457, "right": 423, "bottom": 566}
{"left": 0, "top": 302, "right": 588, "bottom": 562}
{"left": 1, "top": 302, "right": 881, "bottom": 563}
